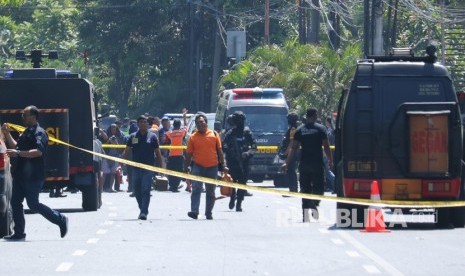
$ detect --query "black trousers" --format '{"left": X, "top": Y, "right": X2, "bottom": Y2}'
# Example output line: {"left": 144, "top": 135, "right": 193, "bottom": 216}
{"left": 287, "top": 156, "right": 298, "bottom": 192}
{"left": 229, "top": 166, "right": 248, "bottom": 201}
{"left": 299, "top": 163, "right": 324, "bottom": 209}
{"left": 167, "top": 155, "right": 184, "bottom": 191}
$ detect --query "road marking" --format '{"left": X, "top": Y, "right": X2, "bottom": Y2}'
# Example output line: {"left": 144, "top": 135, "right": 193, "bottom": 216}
{"left": 318, "top": 228, "right": 330, "bottom": 234}
{"left": 337, "top": 231, "right": 404, "bottom": 276}
{"left": 363, "top": 265, "right": 381, "bottom": 274}
{"left": 106, "top": 202, "right": 113, "bottom": 205}
{"left": 72, "top": 250, "right": 87, "bottom": 256}
{"left": 346, "top": 250, "right": 361, "bottom": 257}
{"left": 56, "top": 262, "right": 73, "bottom": 272}
{"left": 103, "top": 220, "right": 114, "bottom": 226}
{"left": 87, "top": 238, "right": 99, "bottom": 244}
{"left": 96, "top": 229, "right": 108, "bottom": 235}
{"left": 331, "top": 238, "right": 345, "bottom": 245}
{"left": 108, "top": 212, "right": 117, "bottom": 217}
{"left": 109, "top": 206, "right": 117, "bottom": 211}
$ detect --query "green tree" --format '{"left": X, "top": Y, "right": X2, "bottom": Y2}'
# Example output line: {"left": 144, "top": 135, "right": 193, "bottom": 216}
{"left": 0, "top": 0, "right": 81, "bottom": 71}
{"left": 219, "top": 41, "right": 361, "bottom": 116}
{"left": 79, "top": 0, "right": 194, "bottom": 117}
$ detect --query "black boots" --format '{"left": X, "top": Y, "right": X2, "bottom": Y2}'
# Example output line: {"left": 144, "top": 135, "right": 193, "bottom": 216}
{"left": 229, "top": 196, "right": 235, "bottom": 210}
{"left": 236, "top": 200, "right": 242, "bottom": 212}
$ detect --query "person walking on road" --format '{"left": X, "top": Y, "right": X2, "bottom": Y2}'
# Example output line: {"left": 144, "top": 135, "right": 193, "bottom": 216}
{"left": 222, "top": 111, "right": 256, "bottom": 212}
{"left": 184, "top": 113, "right": 228, "bottom": 220}
{"left": 165, "top": 111, "right": 188, "bottom": 192}
{"left": 281, "top": 108, "right": 333, "bottom": 222}
{"left": 122, "top": 115, "right": 163, "bottom": 220}
{"left": 279, "top": 112, "right": 300, "bottom": 194}
{"left": 2, "top": 105, "right": 68, "bottom": 241}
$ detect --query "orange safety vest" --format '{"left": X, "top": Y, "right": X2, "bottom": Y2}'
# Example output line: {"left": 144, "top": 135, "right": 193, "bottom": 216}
{"left": 166, "top": 128, "right": 187, "bottom": 156}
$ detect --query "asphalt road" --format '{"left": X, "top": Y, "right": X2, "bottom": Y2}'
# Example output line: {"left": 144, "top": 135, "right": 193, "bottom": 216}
{"left": 1, "top": 179, "right": 464, "bottom": 276}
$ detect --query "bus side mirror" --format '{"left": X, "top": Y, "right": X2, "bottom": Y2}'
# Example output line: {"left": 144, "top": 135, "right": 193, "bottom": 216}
{"left": 214, "top": 121, "right": 222, "bottom": 132}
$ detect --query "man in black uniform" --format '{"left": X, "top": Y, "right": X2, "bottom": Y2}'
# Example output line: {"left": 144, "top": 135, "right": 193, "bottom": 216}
{"left": 2, "top": 105, "right": 68, "bottom": 241}
{"left": 222, "top": 111, "right": 257, "bottom": 212}
{"left": 122, "top": 115, "right": 163, "bottom": 220}
{"left": 281, "top": 108, "right": 332, "bottom": 222}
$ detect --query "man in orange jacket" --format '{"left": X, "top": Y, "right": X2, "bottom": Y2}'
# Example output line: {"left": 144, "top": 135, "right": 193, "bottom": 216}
{"left": 165, "top": 111, "right": 188, "bottom": 192}
{"left": 184, "top": 113, "right": 228, "bottom": 220}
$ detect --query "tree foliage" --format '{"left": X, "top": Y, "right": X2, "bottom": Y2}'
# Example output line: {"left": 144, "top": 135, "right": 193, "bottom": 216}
{"left": 0, "top": 0, "right": 464, "bottom": 117}
{"left": 219, "top": 41, "right": 361, "bottom": 117}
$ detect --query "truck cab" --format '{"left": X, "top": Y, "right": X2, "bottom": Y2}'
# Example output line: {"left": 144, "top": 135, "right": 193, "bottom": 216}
{"left": 215, "top": 88, "right": 289, "bottom": 187}
{"left": 335, "top": 50, "right": 465, "bottom": 228}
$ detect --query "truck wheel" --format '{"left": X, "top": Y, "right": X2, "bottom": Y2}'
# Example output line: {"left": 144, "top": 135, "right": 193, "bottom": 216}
{"left": 82, "top": 182, "right": 99, "bottom": 211}
{"left": 436, "top": 208, "right": 453, "bottom": 229}
{"left": 273, "top": 174, "right": 289, "bottom": 188}
{"left": 0, "top": 205, "right": 13, "bottom": 238}
{"left": 336, "top": 202, "right": 365, "bottom": 228}
{"left": 451, "top": 169, "right": 465, "bottom": 228}
{"left": 451, "top": 207, "right": 465, "bottom": 228}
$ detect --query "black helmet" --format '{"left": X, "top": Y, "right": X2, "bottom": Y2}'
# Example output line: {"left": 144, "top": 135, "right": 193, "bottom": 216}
{"left": 226, "top": 114, "right": 235, "bottom": 126}
{"left": 231, "top": 111, "right": 246, "bottom": 125}
{"left": 287, "top": 112, "right": 298, "bottom": 125}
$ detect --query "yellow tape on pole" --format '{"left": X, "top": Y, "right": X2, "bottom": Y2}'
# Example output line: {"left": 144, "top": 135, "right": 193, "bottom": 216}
{"left": 6, "top": 123, "right": 465, "bottom": 208}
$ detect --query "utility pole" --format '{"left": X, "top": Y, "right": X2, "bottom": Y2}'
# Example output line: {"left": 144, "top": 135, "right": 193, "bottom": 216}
{"left": 194, "top": 8, "right": 203, "bottom": 111}
{"left": 385, "top": 0, "right": 393, "bottom": 55}
{"left": 441, "top": 0, "right": 446, "bottom": 64}
{"left": 188, "top": 1, "right": 195, "bottom": 110}
{"left": 372, "top": 0, "right": 384, "bottom": 55}
{"left": 309, "top": 0, "right": 320, "bottom": 44}
{"left": 210, "top": 1, "right": 222, "bottom": 112}
{"left": 363, "top": 0, "right": 370, "bottom": 56}
{"left": 391, "top": 0, "right": 399, "bottom": 49}
{"left": 328, "top": 0, "right": 340, "bottom": 49}
{"left": 298, "top": 0, "right": 309, "bottom": 44}
{"left": 265, "top": 0, "right": 270, "bottom": 44}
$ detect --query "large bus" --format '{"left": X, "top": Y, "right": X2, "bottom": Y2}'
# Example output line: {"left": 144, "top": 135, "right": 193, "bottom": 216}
{"left": 215, "top": 88, "right": 289, "bottom": 187}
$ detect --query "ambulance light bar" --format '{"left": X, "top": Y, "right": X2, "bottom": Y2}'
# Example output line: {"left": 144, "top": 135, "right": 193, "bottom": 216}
{"left": 232, "top": 88, "right": 283, "bottom": 95}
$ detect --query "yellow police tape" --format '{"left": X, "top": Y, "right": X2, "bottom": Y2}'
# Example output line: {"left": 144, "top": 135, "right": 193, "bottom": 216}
{"left": 102, "top": 144, "right": 335, "bottom": 150}
{"left": 6, "top": 123, "right": 465, "bottom": 209}
{"left": 102, "top": 144, "right": 281, "bottom": 150}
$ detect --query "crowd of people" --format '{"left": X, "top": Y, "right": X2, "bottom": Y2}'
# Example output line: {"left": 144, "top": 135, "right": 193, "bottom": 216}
{"left": 3, "top": 105, "right": 336, "bottom": 241}
{"left": 95, "top": 107, "right": 336, "bottom": 223}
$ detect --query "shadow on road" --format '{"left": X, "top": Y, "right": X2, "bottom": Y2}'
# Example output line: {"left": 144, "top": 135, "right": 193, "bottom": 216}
{"left": 25, "top": 208, "right": 90, "bottom": 214}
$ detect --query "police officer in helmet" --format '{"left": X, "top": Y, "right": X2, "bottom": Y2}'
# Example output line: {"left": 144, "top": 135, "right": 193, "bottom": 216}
{"left": 222, "top": 111, "right": 257, "bottom": 212}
